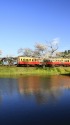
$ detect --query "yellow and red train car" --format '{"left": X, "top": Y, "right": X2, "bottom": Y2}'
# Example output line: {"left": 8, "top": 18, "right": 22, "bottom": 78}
{"left": 44, "top": 58, "right": 70, "bottom": 67}
{"left": 17, "top": 56, "right": 70, "bottom": 67}
{"left": 17, "top": 56, "right": 43, "bottom": 66}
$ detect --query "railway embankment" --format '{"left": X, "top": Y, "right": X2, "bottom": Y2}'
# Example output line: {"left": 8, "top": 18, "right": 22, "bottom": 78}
{"left": 0, "top": 66, "right": 70, "bottom": 77}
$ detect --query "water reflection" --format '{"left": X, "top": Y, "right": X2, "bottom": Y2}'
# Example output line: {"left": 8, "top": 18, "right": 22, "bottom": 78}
{"left": 0, "top": 78, "right": 19, "bottom": 104}
{"left": 0, "top": 76, "right": 69, "bottom": 102}
{"left": 17, "top": 75, "right": 70, "bottom": 104}
{"left": 0, "top": 76, "right": 70, "bottom": 125}
{"left": 0, "top": 76, "right": 70, "bottom": 104}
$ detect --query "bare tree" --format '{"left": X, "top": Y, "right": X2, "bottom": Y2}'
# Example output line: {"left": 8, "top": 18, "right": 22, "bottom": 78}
{"left": 46, "top": 38, "right": 59, "bottom": 57}
{"left": 32, "top": 50, "right": 41, "bottom": 58}
{"left": 23, "top": 48, "right": 33, "bottom": 57}
{"left": 18, "top": 48, "right": 33, "bottom": 57}
{"left": 34, "top": 43, "right": 47, "bottom": 58}
{"left": 18, "top": 48, "right": 24, "bottom": 55}
{"left": 17, "top": 38, "right": 59, "bottom": 59}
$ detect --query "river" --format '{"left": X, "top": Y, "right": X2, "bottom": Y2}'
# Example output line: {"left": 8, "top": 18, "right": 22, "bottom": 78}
{"left": 0, "top": 75, "right": 70, "bottom": 125}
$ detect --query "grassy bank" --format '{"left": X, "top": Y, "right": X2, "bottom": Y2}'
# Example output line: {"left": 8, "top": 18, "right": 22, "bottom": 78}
{"left": 0, "top": 66, "right": 70, "bottom": 76}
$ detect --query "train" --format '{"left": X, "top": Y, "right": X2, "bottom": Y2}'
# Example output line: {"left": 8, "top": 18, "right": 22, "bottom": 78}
{"left": 17, "top": 56, "right": 43, "bottom": 66}
{"left": 17, "top": 56, "right": 70, "bottom": 67}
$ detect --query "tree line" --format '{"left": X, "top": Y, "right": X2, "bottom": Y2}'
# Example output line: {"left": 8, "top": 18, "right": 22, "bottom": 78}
{"left": 18, "top": 39, "right": 59, "bottom": 58}
{"left": 0, "top": 38, "right": 70, "bottom": 66}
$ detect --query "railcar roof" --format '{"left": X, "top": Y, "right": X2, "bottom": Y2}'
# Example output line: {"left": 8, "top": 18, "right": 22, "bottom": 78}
{"left": 18, "top": 56, "right": 40, "bottom": 58}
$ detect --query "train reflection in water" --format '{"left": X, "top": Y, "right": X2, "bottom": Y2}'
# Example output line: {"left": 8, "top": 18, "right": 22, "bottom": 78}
{"left": 0, "top": 76, "right": 70, "bottom": 104}
{"left": 17, "top": 75, "right": 70, "bottom": 104}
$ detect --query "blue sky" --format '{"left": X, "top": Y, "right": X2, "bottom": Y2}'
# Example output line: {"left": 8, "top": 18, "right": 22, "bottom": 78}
{"left": 0, "top": 0, "right": 70, "bottom": 57}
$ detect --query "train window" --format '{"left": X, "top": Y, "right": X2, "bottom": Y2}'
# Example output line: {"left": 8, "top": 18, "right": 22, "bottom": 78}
{"left": 21, "top": 59, "right": 22, "bottom": 61}
{"left": 29, "top": 59, "right": 31, "bottom": 61}
{"left": 50, "top": 60, "right": 52, "bottom": 62}
{"left": 32, "top": 59, "right": 33, "bottom": 61}
{"left": 35, "top": 59, "right": 36, "bottom": 61}
{"left": 64, "top": 60, "right": 69, "bottom": 62}
{"left": 48, "top": 60, "right": 50, "bottom": 62}
{"left": 26, "top": 59, "right": 28, "bottom": 61}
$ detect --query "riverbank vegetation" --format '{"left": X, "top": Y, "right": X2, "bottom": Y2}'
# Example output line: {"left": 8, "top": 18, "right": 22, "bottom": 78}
{"left": 0, "top": 66, "right": 70, "bottom": 76}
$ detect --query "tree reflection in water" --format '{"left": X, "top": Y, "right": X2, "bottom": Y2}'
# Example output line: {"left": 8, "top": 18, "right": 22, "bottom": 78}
{"left": 0, "top": 76, "right": 70, "bottom": 125}
{"left": 0, "top": 76, "right": 70, "bottom": 104}
{"left": 17, "top": 75, "right": 70, "bottom": 104}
